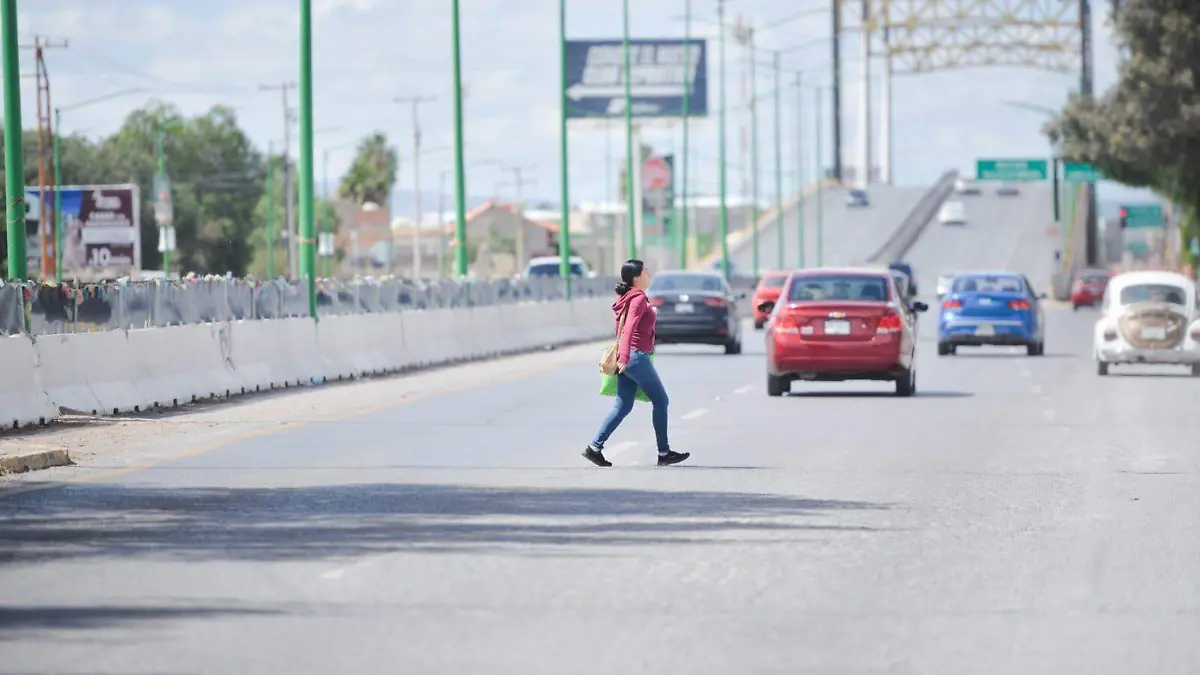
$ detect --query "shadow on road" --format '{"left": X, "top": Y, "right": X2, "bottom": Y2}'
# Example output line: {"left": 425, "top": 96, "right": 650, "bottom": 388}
{"left": 944, "top": 352, "right": 1077, "bottom": 359}
{"left": 0, "top": 483, "right": 891, "bottom": 565}
{"left": 0, "top": 604, "right": 279, "bottom": 638}
{"left": 786, "top": 390, "right": 973, "bottom": 398}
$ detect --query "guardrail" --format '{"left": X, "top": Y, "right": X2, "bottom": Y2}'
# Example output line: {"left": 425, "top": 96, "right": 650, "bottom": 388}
{"left": 864, "top": 170, "right": 959, "bottom": 263}
{"left": 0, "top": 276, "right": 614, "bottom": 336}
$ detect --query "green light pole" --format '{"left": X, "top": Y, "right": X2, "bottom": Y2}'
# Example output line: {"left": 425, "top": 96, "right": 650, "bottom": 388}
{"left": 679, "top": 0, "right": 691, "bottom": 268}
{"left": 814, "top": 85, "right": 824, "bottom": 266}
{"left": 451, "top": 0, "right": 469, "bottom": 276}
{"left": 297, "top": 0, "right": 316, "bottom": 317}
{"left": 772, "top": 50, "right": 783, "bottom": 271}
{"left": 266, "top": 142, "right": 276, "bottom": 279}
{"left": 558, "top": 0, "right": 572, "bottom": 297}
{"left": 621, "top": 0, "right": 637, "bottom": 260}
{"left": 794, "top": 71, "right": 805, "bottom": 268}
{"left": 52, "top": 109, "right": 62, "bottom": 279}
{"left": 2, "top": 0, "right": 26, "bottom": 280}
{"left": 717, "top": 0, "right": 729, "bottom": 279}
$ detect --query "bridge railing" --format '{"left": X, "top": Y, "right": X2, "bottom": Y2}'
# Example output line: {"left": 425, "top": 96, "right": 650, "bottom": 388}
{"left": 0, "top": 275, "right": 616, "bottom": 337}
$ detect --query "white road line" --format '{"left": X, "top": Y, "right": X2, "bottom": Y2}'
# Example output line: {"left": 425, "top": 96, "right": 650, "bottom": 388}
{"left": 1030, "top": 384, "right": 1043, "bottom": 394}
{"left": 733, "top": 385, "right": 752, "bottom": 395}
{"left": 681, "top": 408, "right": 709, "bottom": 420}
{"left": 320, "top": 567, "right": 348, "bottom": 580}
{"left": 1043, "top": 409, "right": 1058, "bottom": 421}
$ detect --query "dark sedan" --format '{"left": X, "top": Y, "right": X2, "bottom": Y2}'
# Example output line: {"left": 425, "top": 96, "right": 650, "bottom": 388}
{"left": 647, "top": 271, "right": 744, "bottom": 354}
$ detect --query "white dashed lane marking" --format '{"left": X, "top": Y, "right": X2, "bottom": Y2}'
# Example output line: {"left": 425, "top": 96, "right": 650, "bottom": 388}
{"left": 681, "top": 408, "right": 710, "bottom": 420}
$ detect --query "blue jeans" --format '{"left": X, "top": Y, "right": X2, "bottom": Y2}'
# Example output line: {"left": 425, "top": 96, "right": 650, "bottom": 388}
{"left": 591, "top": 349, "right": 670, "bottom": 453}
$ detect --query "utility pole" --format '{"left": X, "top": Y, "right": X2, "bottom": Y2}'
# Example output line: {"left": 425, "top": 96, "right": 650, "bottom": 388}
{"left": 450, "top": 0, "right": 469, "bottom": 277}
{"left": 558, "top": 0, "right": 572, "bottom": 296}
{"left": 794, "top": 71, "right": 805, "bottom": 268}
{"left": 438, "top": 169, "right": 447, "bottom": 275}
{"left": 52, "top": 108, "right": 62, "bottom": 279}
{"left": 815, "top": 85, "right": 824, "bottom": 266}
{"left": 260, "top": 81, "right": 297, "bottom": 277}
{"left": 831, "top": 0, "right": 842, "bottom": 182}
{"left": 22, "top": 35, "right": 67, "bottom": 278}
{"left": 396, "top": 94, "right": 436, "bottom": 279}
{"left": 297, "top": 0, "right": 316, "bottom": 316}
{"left": 497, "top": 164, "right": 536, "bottom": 271}
{"left": 717, "top": 0, "right": 729, "bottom": 279}
{"left": 680, "top": 0, "right": 692, "bottom": 269}
{"left": 2, "top": 0, "right": 25, "bottom": 280}
{"left": 772, "top": 51, "right": 783, "bottom": 271}
{"left": 267, "top": 141, "right": 276, "bottom": 279}
{"left": 1080, "top": 0, "right": 1097, "bottom": 266}
{"left": 621, "top": 0, "right": 637, "bottom": 260}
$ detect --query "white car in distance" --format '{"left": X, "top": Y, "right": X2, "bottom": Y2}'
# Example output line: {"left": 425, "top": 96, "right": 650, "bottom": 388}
{"left": 938, "top": 201, "right": 967, "bottom": 225}
{"left": 936, "top": 272, "right": 959, "bottom": 298}
{"left": 1094, "top": 270, "right": 1200, "bottom": 376}
{"left": 954, "top": 177, "right": 981, "bottom": 195}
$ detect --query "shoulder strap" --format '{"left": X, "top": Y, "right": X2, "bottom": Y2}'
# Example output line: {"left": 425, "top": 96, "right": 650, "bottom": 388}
{"left": 615, "top": 301, "right": 632, "bottom": 337}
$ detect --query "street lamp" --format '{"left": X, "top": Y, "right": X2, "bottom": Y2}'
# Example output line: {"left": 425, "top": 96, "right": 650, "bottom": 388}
{"left": 1001, "top": 99, "right": 1065, "bottom": 223}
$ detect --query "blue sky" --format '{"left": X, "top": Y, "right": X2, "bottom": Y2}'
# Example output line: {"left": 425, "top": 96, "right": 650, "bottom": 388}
{"left": 7, "top": 0, "right": 1152, "bottom": 208}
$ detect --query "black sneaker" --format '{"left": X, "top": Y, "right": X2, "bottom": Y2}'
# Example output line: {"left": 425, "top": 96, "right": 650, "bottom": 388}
{"left": 582, "top": 446, "right": 612, "bottom": 467}
{"left": 657, "top": 450, "right": 690, "bottom": 466}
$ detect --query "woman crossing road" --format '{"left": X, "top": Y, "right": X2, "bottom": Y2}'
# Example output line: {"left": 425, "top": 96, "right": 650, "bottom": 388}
{"left": 585, "top": 259, "right": 690, "bottom": 467}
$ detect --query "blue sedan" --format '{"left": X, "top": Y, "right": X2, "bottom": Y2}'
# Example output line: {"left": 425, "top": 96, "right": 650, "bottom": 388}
{"left": 937, "top": 272, "right": 1046, "bottom": 356}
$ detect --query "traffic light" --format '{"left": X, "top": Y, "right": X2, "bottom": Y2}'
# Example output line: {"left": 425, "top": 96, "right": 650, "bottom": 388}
{"left": 1119, "top": 207, "right": 1128, "bottom": 229}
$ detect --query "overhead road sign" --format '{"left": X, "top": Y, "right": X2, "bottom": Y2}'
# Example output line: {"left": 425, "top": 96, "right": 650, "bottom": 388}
{"left": 1063, "top": 161, "right": 1102, "bottom": 182}
{"left": 565, "top": 39, "right": 708, "bottom": 120}
{"left": 976, "top": 158, "right": 1048, "bottom": 181}
{"left": 1119, "top": 204, "right": 1164, "bottom": 229}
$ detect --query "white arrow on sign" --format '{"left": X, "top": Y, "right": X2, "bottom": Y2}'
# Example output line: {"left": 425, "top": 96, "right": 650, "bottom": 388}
{"left": 567, "top": 83, "right": 686, "bottom": 100}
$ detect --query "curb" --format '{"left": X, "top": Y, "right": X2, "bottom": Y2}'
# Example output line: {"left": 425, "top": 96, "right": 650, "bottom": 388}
{"left": 0, "top": 449, "right": 73, "bottom": 476}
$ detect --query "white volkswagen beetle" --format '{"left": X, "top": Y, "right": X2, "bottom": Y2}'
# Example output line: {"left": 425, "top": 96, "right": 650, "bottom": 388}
{"left": 1094, "top": 270, "right": 1200, "bottom": 376}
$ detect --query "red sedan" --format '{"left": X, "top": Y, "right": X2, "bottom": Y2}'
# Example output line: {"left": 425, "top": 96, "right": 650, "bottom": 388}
{"left": 752, "top": 270, "right": 791, "bottom": 329}
{"left": 1071, "top": 268, "right": 1110, "bottom": 309}
{"left": 760, "top": 268, "right": 928, "bottom": 397}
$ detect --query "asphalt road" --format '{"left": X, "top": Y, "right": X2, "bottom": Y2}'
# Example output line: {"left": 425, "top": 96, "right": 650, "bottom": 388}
{"left": 3, "top": 181, "right": 1199, "bottom": 674}
{"left": 732, "top": 185, "right": 931, "bottom": 273}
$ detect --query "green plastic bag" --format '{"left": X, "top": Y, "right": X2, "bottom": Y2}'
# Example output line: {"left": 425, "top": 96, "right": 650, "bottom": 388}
{"left": 599, "top": 353, "right": 654, "bottom": 403}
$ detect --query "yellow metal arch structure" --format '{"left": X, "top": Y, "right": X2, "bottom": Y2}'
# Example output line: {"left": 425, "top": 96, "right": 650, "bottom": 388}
{"left": 856, "top": 0, "right": 1083, "bottom": 74}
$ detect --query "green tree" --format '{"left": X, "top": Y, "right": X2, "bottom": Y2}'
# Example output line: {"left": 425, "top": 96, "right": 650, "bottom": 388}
{"left": 1044, "top": 0, "right": 1200, "bottom": 264}
{"left": 247, "top": 151, "right": 341, "bottom": 277}
{"left": 337, "top": 132, "right": 397, "bottom": 206}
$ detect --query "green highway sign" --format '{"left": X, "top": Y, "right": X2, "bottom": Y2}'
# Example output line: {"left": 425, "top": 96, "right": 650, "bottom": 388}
{"left": 1120, "top": 203, "right": 1164, "bottom": 229}
{"left": 1063, "top": 162, "right": 1102, "bottom": 182}
{"left": 976, "top": 158, "right": 1048, "bottom": 181}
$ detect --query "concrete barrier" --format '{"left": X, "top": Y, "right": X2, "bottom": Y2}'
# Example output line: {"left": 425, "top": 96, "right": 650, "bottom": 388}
{"left": 0, "top": 297, "right": 619, "bottom": 432}
{"left": 0, "top": 335, "right": 56, "bottom": 429}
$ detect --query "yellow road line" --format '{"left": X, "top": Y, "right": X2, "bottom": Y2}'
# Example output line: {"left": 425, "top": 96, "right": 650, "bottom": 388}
{"left": 0, "top": 359, "right": 573, "bottom": 500}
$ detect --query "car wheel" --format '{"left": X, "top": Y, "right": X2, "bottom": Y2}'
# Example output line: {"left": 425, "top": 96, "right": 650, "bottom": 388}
{"left": 895, "top": 368, "right": 915, "bottom": 397}
{"left": 1026, "top": 342, "right": 1043, "bottom": 356}
{"left": 937, "top": 342, "right": 952, "bottom": 356}
{"left": 725, "top": 338, "right": 742, "bottom": 355}
{"left": 1097, "top": 360, "right": 1108, "bottom": 376}
{"left": 754, "top": 320, "right": 764, "bottom": 330}
{"left": 1191, "top": 364, "right": 1200, "bottom": 377}
{"left": 1072, "top": 304, "right": 1079, "bottom": 311}
{"left": 767, "top": 374, "right": 788, "bottom": 397}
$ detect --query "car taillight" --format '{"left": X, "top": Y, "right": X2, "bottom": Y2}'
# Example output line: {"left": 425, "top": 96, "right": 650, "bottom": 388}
{"left": 649, "top": 297, "right": 664, "bottom": 306}
{"left": 774, "top": 316, "right": 800, "bottom": 334}
{"left": 1009, "top": 299, "right": 1031, "bottom": 310}
{"left": 704, "top": 297, "right": 726, "bottom": 308}
{"left": 1190, "top": 326, "right": 1200, "bottom": 341}
{"left": 876, "top": 312, "right": 903, "bottom": 334}
{"left": 942, "top": 299, "right": 962, "bottom": 310}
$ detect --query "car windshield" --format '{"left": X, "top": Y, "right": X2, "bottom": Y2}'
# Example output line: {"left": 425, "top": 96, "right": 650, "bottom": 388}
{"left": 1120, "top": 283, "right": 1187, "bottom": 305}
{"left": 760, "top": 274, "right": 788, "bottom": 289}
{"left": 786, "top": 275, "right": 891, "bottom": 302}
{"left": 952, "top": 275, "right": 1025, "bottom": 294}
{"left": 527, "top": 262, "right": 583, "bottom": 277}
{"left": 650, "top": 274, "right": 726, "bottom": 293}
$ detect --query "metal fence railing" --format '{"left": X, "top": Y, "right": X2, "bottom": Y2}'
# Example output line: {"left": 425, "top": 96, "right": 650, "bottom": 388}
{"left": 0, "top": 275, "right": 616, "bottom": 337}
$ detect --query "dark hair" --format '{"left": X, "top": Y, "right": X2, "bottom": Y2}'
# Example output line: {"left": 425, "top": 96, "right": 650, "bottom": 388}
{"left": 615, "top": 259, "right": 645, "bottom": 295}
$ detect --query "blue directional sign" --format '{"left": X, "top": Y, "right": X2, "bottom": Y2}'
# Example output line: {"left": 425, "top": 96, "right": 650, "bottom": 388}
{"left": 565, "top": 39, "right": 708, "bottom": 120}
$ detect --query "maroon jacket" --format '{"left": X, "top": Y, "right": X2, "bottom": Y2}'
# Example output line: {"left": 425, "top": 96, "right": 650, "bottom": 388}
{"left": 614, "top": 288, "right": 655, "bottom": 364}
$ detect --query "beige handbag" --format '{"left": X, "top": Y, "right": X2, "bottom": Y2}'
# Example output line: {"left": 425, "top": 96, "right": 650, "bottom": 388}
{"left": 599, "top": 305, "right": 631, "bottom": 375}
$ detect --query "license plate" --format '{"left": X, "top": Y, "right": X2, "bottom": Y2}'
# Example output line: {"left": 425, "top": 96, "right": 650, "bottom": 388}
{"left": 675, "top": 303, "right": 694, "bottom": 313}
{"left": 824, "top": 319, "right": 850, "bottom": 335}
{"left": 978, "top": 298, "right": 993, "bottom": 305}
{"left": 975, "top": 324, "right": 996, "bottom": 336}
{"left": 1141, "top": 326, "right": 1166, "bottom": 340}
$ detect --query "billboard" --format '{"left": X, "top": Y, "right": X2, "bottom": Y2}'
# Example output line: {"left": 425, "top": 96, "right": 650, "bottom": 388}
{"left": 24, "top": 184, "right": 142, "bottom": 276}
{"left": 565, "top": 39, "right": 708, "bottom": 119}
